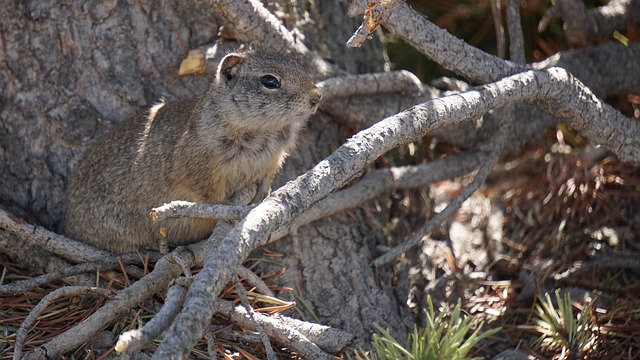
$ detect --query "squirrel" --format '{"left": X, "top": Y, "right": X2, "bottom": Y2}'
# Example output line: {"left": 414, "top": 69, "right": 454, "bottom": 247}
{"left": 62, "top": 49, "right": 322, "bottom": 254}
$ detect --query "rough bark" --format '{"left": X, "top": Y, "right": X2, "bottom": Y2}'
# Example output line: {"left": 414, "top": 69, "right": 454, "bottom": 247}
{"left": 0, "top": 0, "right": 411, "bottom": 354}
{"left": 0, "top": 1, "right": 219, "bottom": 228}
{"left": 3, "top": 0, "right": 638, "bottom": 357}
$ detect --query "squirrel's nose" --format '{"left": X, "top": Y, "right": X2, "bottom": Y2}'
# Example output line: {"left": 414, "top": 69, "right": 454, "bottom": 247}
{"left": 309, "top": 88, "right": 322, "bottom": 107}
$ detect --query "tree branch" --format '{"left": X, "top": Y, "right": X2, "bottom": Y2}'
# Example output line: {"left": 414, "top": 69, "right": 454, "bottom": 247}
{"left": 539, "top": 0, "right": 640, "bottom": 47}
{"left": 22, "top": 248, "right": 189, "bottom": 359}
{"left": 317, "top": 70, "right": 425, "bottom": 103}
{"left": 347, "top": 0, "right": 525, "bottom": 83}
{"left": 490, "top": 0, "right": 506, "bottom": 58}
{"left": 217, "top": 300, "right": 337, "bottom": 360}
{"left": 374, "top": 106, "right": 512, "bottom": 266}
{"left": 117, "top": 282, "right": 187, "bottom": 359}
{"left": 0, "top": 253, "right": 157, "bottom": 295}
{"left": 232, "top": 274, "right": 277, "bottom": 360}
{"left": 13, "top": 286, "right": 114, "bottom": 360}
{"left": 233, "top": 265, "right": 275, "bottom": 298}
{"left": 150, "top": 201, "right": 254, "bottom": 223}
{"left": 0, "top": 209, "right": 155, "bottom": 281}
{"left": 268, "top": 151, "right": 483, "bottom": 243}
{"left": 208, "top": 0, "right": 334, "bottom": 78}
{"left": 0, "top": 209, "right": 114, "bottom": 264}
{"left": 506, "top": 0, "right": 525, "bottom": 64}
{"left": 153, "top": 64, "right": 640, "bottom": 355}
{"left": 533, "top": 43, "right": 640, "bottom": 97}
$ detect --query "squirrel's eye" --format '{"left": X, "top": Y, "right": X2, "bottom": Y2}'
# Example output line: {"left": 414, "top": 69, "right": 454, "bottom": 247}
{"left": 260, "top": 75, "right": 281, "bottom": 89}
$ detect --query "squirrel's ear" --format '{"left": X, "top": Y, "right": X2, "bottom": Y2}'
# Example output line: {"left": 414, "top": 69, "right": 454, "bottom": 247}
{"left": 218, "top": 53, "right": 245, "bottom": 82}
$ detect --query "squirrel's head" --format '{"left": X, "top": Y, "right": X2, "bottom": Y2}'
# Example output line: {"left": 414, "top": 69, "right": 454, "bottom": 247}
{"left": 207, "top": 49, "right": 321, "bottom": 132}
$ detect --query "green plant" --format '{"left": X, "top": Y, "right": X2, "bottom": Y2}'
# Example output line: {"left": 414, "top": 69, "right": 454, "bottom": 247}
{"left": 362, "top": 296, "right": 500, "bottom": 360}
{"left": 533, "top": 289, "right": 597, "bottom": 358}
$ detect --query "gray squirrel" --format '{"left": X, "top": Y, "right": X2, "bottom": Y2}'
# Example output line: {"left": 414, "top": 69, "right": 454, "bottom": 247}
{"left": 62, "top": 49, "right": 321, "bottom": 253}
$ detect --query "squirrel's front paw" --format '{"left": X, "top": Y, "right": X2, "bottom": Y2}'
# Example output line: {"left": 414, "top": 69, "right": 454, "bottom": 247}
{"left": 251, "top": 179, "right": 272, "bottom": 203}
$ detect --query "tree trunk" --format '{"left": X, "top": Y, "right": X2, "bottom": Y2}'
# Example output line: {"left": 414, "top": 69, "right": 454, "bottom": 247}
{"left": 0, "top": 0, "right": 410, "bottom": 349}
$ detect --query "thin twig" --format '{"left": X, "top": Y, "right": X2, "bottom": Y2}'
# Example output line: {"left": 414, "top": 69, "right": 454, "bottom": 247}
{"left": 217, "top": 299, "right": 337, "bottom": 359}
{"left": 0, "top": 253, "right": 159, "bottom": 296}
{"left": 13, "top": 286, "right": 114, "bottom": 360}
{"left": 233, "top": 266, "right": 274, "bottom": 298}
{"left": 554, "top": 256, "right": 640, "bottom": 281}
{"left": 150, "top": 201, "right": 254, "bottom": 223}
{"left": 347, "top": 0, "right": 400, "bottom": 48}
{"left": 490, "top": 0, "right": 506, "bottom": 58}
{"left": 372, "top": 154, "right": 490, "bottom": 266}
{"left": 374, "top": 100, "right": 514, "bottom": 266}
{"left": 22, "top": 248, "right": 192, "bottom": 359}
{"left": 232, "top": 274, "right": 276, "bottom": 360}
{"left": 205, "top": 330, "right": 218, "bottom": 360}
{"left": 117, "top": 281, "right": 188, "bottom": 359}
{"left": 268, "top": 152, "right": 482, "bottom": 243}
{"left": 317, "top": 70, "right": 424, "bottom": 102}
{"left": 506, "top": 0, "right": 526, "bottom": 64}
{"left": 348, "top": 0, "right": 524, "bottom": 83}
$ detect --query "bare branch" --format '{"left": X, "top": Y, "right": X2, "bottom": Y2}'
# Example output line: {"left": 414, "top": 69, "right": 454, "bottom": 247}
{"left": 0, "top": 253, "right": 158, "bottom": 296}
{"left": 431, "top": 44, "right": 640, "bottom": 152}
{"left": 437, "top": 43, "right": 640, "bottom": 150}
{"left": 533, "top": 43, "right": 640, "bottom": 97}
{"left": 275, "top": 315, "right": 355, "bottom": 354}
{"left": 316, "top": 70, "right": 433, "bottom": 126}
{"left": 211, "top": 317, "right": 354, "bottom": 353}
{"left": 348, "top": 0, "right": 524, "bottom": 83}
{"left": 506, "top": 0, "right": 525, "bottom": 64}
{"left": 554, "top": 255, "right": 640, "bottom": 281}
{"left": 537, "top": 4, "right": 562, "bottom": 35}
{"left": 13, "top": 286, "right": 113, "bottom": 360}
{"left": 22, "top": 250, "right": 189, "bottom": 359}
{"left": 490, "top": 0, "right": 506, "bottom": 58}
{"left": 210, "top": 0, "right": 304, "bottom": 53}
{"left": 217, "top": 300, "right": 336, "bottom": 359}
{"left": 539, "top": 0, "right": 640, "bottom": 47}
{"left": 269, "top": 152, "right": 483, "bottom": 243}
{"left": 374, "top": 106, "right": 513, "bottom": 266}
{"left": 232, "top": 274, "right": 277, "bottom": 360}
{"left": 317, "top": 70, "right": 425, "bottom": 102}
{"left": 0, "top": 209, "right": 156, "bottom": 281}
{"left": 346, "top": 0, "right": 399, "bottom": 48}
{"left": 0, "top": 208, "right": 113, "bottom": 264}
{"left": 150, "top": 201, "right": 254, "bottom": 223}
{"left": 152, "top": 195, "right": 252, "bottom": 358}
{"left": 117, "top": 282, "right": 187, "bottom": 359}
{"left": 206, "top": 330, "right": 218, "bottom": 359}
{"left": 209, "top": 0, "right": 333, "bottom": 78}
{"left": 373, "top": 155, "right": 493, "bottom": 266}
{"left": 233, "top": 265, "right": 275, "bottom": 298}
{"left": 535, "top": 68, "right": 640, "bottom": 162}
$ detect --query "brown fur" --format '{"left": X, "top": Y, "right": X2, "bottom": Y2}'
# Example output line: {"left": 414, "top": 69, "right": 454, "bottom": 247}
{"left": 62, "top": 49, "right": 321, "bottom": 253}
